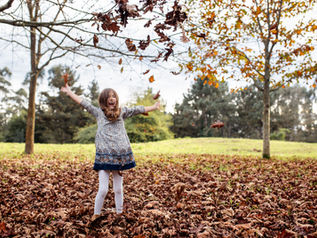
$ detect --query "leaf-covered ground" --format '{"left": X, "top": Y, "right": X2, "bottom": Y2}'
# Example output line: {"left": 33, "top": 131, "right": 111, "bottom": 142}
{"left": 0, "top": 154, "right": 316, "bottom": 237}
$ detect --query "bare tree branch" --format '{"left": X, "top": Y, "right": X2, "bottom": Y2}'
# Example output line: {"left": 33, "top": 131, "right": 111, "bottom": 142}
{"left": 0, "top": 0, "right": 14, "bottom": 12}
{"left": 0, "top": 35, "right": 28, "bottom": 48}
{"left": 0, "top": 18, "right": 93, "bottom": 27}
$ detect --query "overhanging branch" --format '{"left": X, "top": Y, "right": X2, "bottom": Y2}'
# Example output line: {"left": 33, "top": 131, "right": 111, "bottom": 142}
{"left": 0, "top": 18, "right": 93, "bottom": 27}
{"left": 0, "top": 0, "right": 14, "bottom": 12}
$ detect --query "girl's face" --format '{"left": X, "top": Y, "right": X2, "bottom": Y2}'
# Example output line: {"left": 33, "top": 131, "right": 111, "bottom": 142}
{"left": 107, "top": 91, "right": 117, "bottom": 109}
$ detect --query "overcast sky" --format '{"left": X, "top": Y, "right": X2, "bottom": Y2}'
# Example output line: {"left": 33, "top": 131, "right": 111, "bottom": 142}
{"left": 1, "top": 41, "right": 193, "bottom": 113}
{"left": 0, "top": 0, "right": 195, "bottom": 113}
{"left": 1, "top": 0, "right": 316, "bottom": 113}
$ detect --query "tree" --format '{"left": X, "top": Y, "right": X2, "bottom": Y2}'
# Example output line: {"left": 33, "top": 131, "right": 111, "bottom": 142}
{"left": 270, "top": 85, "right": 317, "bottom": 142}
{"left": 1, "top": 88, "right": 28, "bottom": 142}
{"left": 35, "top": 65, "right": 92, "bottom": 143}
{"left": 299, "top": 88, "right": 317, "bottom": 142}
{"left": 74, "top": 124, "right": 97, "bottom": 144}
{"left": 0, "top": 67, "right": 28, "bottom": 141}
{"left": 0, "top": 67, "right": 12, "bottom": 140}
{"left": 171, "top": 79, "right": 235, "bottom": 138}
{"left": 231, "top": 86, "right": 264, "bottom": 139}
{"left": 184, "top": 0, "right": 317, "bottom": 158}
{"left": 74, "top": 88, "right": 174, "bottom": 143}
{"left": 0, "top": 67, "right": 11, "bottom": 94}
{"left": 0, "top": 0, "right": 14, "bottom": 12}
{"left": 124, "top": 88, "right": 174, "bottom": 143}
{"left": 0, "top": 0, "right": 187, "bottom": 153}
{"left": 86, "top": 80, "right": 99, "bottom": 107}
{"left": 3, "top": 112, "right": 26, "bottom": 142}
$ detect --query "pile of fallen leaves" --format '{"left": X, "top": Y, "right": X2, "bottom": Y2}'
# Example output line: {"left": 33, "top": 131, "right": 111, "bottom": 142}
{"left": 0, "top": 153, "right": 316, "bottom": 237}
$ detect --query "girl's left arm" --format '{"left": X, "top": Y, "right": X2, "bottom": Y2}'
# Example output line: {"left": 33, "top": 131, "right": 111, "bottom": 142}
{"left": 144, "top": 101, "right": 160, "bottom": 113}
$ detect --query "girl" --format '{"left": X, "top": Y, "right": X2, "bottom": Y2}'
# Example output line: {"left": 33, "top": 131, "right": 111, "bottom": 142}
{"left": 61, "top": 84, "right": 160, "bottom": 220}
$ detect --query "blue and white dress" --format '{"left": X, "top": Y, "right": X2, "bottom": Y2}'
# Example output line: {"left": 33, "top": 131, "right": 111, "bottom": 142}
{"left": 80, "top": 99, "right": 145, "bottom": 171}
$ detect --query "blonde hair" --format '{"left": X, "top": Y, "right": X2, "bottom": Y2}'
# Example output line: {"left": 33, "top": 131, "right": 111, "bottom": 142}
{"left": 98, "top": 88, "right": 121, "bottom": 122}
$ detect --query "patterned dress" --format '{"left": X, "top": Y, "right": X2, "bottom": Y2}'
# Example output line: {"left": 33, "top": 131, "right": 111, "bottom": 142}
{"left": 80, "top": 99, "right": 145, "bottom": 171}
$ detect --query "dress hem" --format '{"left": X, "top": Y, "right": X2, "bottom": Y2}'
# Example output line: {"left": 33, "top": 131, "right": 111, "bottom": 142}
{"left": 93, "top": 161, "right": 136, "bottom": 171}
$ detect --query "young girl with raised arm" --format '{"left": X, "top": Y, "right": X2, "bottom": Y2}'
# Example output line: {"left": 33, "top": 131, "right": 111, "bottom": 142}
{"left": 61, "top": 84, "right": 160, "bottom": 220}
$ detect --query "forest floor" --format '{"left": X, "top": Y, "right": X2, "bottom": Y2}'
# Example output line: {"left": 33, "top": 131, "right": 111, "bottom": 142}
{"left": 0, "top": 149, "right": 316, "bottom": 237}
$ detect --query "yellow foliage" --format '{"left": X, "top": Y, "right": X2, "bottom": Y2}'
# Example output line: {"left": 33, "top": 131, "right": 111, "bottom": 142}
{"left": 187, "top": 64, "right": 193, "bottom": 71}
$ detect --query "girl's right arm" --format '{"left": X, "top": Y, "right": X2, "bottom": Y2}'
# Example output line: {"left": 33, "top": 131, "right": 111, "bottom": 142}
{"left": 61, "top": 83, "right": 83, "bottom": 104}
{"left": 61, "top": 83, "right": 100, "bottom": 118}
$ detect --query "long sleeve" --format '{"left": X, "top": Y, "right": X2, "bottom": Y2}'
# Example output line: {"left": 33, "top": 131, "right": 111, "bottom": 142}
{"left": 80, "top": 99, "right": 100, "bottom": 118}
{"left": 121, "top": 106, "right": 145, "bottom": 120}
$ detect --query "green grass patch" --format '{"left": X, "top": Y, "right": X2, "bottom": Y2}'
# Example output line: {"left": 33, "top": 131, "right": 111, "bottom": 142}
{"left": 1, "top": 137, "right": 316, "bottom": 161}
{"left": 132, "top": 137, "right": 317, "bottom": 159}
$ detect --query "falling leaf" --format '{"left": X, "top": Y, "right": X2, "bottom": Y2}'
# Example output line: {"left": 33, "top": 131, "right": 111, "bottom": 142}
{"left": 139, "top": 35, "right": 150, "bottom": 50}
{"left": 93, "top": 34, "right": 99, "bottom": 47}
{"left": 119, "top": 58, "right": 123, "bottom": 65}
{"left": 62, "top": 73, "right": 68, "bottom": 86}
{"left": 270, "top": 23, "right": 277, "bottom": 30}
{"left": 210, "top": 121, "right": 224, "bottom": 128}
{"left": 144, "top": 20, "right": 152, "bottom": 27}
{"left": 120, "top": 67, "right": 124, "bottom": 73}
{"left": 97, "top": 65, "right": 101, "bottom": 70}
{"left": 149, "top": 75, "right": 155, "bottom": 83}
{"left": 125, "top": 38, "right": 136, "bottom": 51}
{"left": 153, "top": 90, "right": 160, "bottom": 100}
{"left": 143, "top": 69, "right": 150, "bottom": 75}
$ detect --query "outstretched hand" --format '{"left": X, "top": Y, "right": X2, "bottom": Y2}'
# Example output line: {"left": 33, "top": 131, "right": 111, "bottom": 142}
{"left": 61, "top": 83, "right": 70, "bottom": 94}
{"left": 154, "top": 101, "right": 160, "bottom": 110}
{"left": 144, "top": 101, "right": 161, "bottom": 114}
{"left": 60, "top": 83, "right": 83, "bottom": 104}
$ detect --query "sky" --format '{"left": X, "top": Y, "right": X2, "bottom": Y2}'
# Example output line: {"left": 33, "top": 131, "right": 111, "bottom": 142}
{"left": 0, "top": 0, "right": 194, "bottom": 113}
{"left": 1, "top": 0, "right": 316, "bottom": 114}
{"left": 1, "top": 42, "right": 193, "bottom": 113}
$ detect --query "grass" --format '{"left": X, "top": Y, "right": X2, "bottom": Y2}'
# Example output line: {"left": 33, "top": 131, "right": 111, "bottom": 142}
{"left": 133, "top": 137, "right": 317, "bottom": 159}
{"left": 1, "top": 137, "right": 316, "bottom": 160}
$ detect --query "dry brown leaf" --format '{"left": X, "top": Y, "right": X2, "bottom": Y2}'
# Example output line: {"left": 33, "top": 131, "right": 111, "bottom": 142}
{"left": 1, "top": 153, "right": 316, "bottom": 237}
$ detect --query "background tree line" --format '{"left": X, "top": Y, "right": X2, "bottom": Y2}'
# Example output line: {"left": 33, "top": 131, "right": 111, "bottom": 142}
{"left": 0, "top": 65, "right": 173, "bottom": 144}
{"left": 1, "top": 66, "right": 316, "bottom": 143}
{"left": 171, "top": 79, "right": 317, "bottom": 143}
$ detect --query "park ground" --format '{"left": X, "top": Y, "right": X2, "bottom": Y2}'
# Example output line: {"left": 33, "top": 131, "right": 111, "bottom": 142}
{"left": 0, "top": 138, "right": 316, "bottom": 237}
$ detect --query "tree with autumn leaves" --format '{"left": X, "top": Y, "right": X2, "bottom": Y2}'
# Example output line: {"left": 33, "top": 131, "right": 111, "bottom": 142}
{"left": 184, "top": 0, "right": 317, "bottom": 158}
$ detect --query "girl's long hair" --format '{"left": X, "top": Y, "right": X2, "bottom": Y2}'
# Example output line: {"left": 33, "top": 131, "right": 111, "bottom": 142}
{"left": 99, "top": 88, "right": 121, "bottom": 122}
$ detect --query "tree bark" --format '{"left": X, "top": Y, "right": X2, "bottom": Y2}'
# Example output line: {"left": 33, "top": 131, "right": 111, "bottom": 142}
{"left": 262, "top": 77, "right": 270, "bottom": 159}
{"left": 24, "top": 26, "right": 37, "bottom": 154}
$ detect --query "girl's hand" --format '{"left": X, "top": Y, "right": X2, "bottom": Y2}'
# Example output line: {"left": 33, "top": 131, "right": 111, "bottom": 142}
{"left": 144, "top": 101, "right": 161, "bottom": 113}
{"left": 154, "top": 101, "right": 160, "bottom": 110}
{"left": 61, "top": 83, "right": 71, "bottom": 94}
{"left": 60, "top": 83, "right": 83, "bottom": 104}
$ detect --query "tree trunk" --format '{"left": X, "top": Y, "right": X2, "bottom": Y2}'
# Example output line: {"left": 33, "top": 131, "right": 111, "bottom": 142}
{"left": 262, "top": 78, "right": 270, "bottom": 159}
{"left": 25, "top": 26, "right": 37, "bottom": 154}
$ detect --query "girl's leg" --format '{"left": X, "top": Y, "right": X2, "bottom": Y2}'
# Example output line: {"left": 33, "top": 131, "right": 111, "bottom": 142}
{"left": 112, "top": 171, "right": 123, "bottom": 214}
{"left": 94, "top": 170, "right": 110, "bottom": 215}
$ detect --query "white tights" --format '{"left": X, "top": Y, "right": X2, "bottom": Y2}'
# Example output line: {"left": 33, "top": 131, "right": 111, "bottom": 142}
{"left": 94, "top": 170, "right": 123, "bottom": 215}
